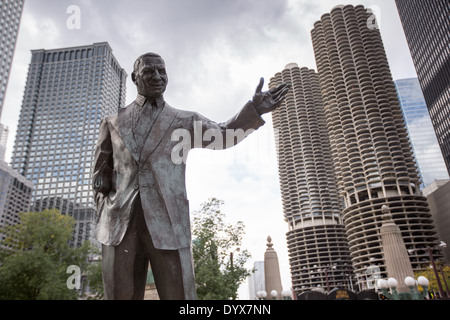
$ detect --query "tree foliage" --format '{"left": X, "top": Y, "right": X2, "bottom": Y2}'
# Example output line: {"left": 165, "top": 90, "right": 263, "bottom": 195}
{"left": 192, "top": 198, "right": 253, "bottom": 300}
{"left": 84, "top": 259, "right": 104, "bottom": 300}
{"left": 0, "top": 209, "right": 97, "bottom": 300}
{"left": 414, "top": 264, "right": 450, "bottom": 298}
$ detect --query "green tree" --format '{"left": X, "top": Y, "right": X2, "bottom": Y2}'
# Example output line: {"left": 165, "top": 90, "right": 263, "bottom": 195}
{"left": 0, "top": 209, "right": 97, "bottom": 300}
{"left": 84, "top": 259, "right": 104, "bottom": 299}
{"left": 414, "top": 264, "right": 450, "bottom": 298}
{"left": 192, "top": 198, "right": 253, "bottom": 300}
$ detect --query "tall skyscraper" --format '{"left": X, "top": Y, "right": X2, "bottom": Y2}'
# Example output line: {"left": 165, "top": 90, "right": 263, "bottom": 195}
{"left": 311, "top": 5, "right": 441, "bottom": 286}
{"left": 423, "top": 180, "right": 450, "bottom": 264}
{"left": 270, "top": 63, "right": 354, "bottom": 295}
{"left": 0, "top": 0, "right": 24, "bottom": 116}
{"left": 0, "top": 160, "right": 32, "bottom": 245}
{"left": 248, "top": 261, "right": 265, "bottom": 300}
{"left": 10, "top": 42, "right": 127, "bottom": 246}
{"left": 0, "top": 0, "right": 25, "bottom": 162}
{"left": 0, "top": 124, "right": 9, "bottom": 161}
{"left": 395, "top": 0, "right": 450, "bottom": 175}
{"left": 395, "top": 78, "right": 449, "bottom": 188}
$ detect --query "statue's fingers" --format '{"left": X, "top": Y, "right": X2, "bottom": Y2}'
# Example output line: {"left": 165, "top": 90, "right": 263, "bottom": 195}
{"left": 269, "top": 83, "right": 284, "bottom": 94}
{"left": 272, "top": 94, "right": 288, "bottom": 107}
{"left": 269, "top": 83, "right": 291, "bottom": 96}
{"left": 255, "top": 77, "right": 264, "bottom": 93}
{"left": 273, "top": 86, "right": 291, "bottom": 101}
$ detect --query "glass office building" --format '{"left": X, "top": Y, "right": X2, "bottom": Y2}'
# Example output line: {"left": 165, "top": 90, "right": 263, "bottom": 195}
{"left": 395, "top": 0, "right": 450, "bottom": 175}
{"left": 0, "top": 124, "right": 9, "bottom": 161}
{"left": 0, "top": 160, "right": 33, "bottom": 245}
{"left": 0, "top": 0, "right": 25, "bottom": 162}
{"left": 10, "top": 42, "right": 127, "bottom": 246}
{"left": 0, "top": 0, "right": 24, "bottom": 115}
{"left": 395, "top": 78, "right": 449, "bottom": 188}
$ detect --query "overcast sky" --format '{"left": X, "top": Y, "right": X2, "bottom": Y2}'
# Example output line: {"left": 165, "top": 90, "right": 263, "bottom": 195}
{"left": 2, "top": 0, "right": 418, "bottom": 299}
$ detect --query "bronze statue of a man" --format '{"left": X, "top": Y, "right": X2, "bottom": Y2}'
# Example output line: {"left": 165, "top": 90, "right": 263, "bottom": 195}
{"left": 92, "top": 52, "right": 290, "bottom": 300}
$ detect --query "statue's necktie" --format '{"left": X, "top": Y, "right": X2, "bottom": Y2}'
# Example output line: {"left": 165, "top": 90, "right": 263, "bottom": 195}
{"left": 133, "top": 102, "right": 156, "bottom": 151}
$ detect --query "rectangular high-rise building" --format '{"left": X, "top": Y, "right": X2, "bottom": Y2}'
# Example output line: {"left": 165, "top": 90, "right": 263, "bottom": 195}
{"left": 311, "top": 5, "right": 442, "bottom": 286}
{"left": 395, "top": 78, "right": 449, "bottom": 188}
{"left": 395, "top": 0, "right": 450, "bottom": 175}
{"left": 248, "top": 261, "right": 265, "bottom": 300}
{"left": 10, "top": 42, "right": 127, "bottom": 246}
{"left": 0, "top": 160, "right": 32, "bottom": 244}
{"left": 270, "top": 63, "right": 354, "bottom": 295}
{"left": 0, "top": 0, "right": 24, "bottom": 116}
{"left": 0, "top": 124, "right": 9, "bottom": 161}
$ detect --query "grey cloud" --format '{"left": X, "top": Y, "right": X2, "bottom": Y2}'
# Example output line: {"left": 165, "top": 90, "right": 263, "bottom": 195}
{"left": 23, "top": 0, "right": 294, "bottom": 107}
{"left": 106, "top": 1, "right": 292, "bottom": 63}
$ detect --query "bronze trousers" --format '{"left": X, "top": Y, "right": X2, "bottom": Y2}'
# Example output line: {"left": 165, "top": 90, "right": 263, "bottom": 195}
{"left": 101, "top": 196, "right": 196, "bottom": 300}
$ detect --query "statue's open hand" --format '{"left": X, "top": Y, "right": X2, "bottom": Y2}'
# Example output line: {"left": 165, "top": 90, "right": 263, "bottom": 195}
{"left": 252, "top": 77, "right": 291, "bottom": 115}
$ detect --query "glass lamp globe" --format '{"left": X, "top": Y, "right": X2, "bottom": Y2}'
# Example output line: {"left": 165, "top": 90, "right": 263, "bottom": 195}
{"left": 404, "top": 276, "right": 416, "bottom": 287}
{"left": 377, "top": 279, "right": 388, "bottom": 289}
{"left": 257, "top": 290, "right": 267, "bottom": 299}
{"left": 281, "top": 289, "right": 291, "bottom": 298}
{"left": 387, "top": 278, "right": 398, "bottom": 288}
{"left": 417, "top": 276, "right": 429, "bottom": 287}
{"left": 270, "top": 290, "right": 278, "bottom": 298}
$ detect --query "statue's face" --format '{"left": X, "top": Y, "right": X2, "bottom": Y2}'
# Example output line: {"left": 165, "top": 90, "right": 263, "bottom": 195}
{"left": 132, "top": 56, "right": 168, "bottom": 100}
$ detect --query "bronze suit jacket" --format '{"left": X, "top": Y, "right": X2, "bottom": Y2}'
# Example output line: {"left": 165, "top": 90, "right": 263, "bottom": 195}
{"left": 92, "top": 96, "right": 265, "bottom": 249}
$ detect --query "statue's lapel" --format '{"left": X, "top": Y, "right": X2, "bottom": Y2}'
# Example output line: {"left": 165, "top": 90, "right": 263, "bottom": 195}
{"left": 140, "top": 103, "right": 177, "bottom": 164}
{"left": 118, "top": 102, "right": 140, "bottom": 163}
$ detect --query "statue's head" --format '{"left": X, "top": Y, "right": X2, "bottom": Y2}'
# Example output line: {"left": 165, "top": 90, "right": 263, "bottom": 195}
{"left": 131, "top": 52, "right": 168, "bottom": 100}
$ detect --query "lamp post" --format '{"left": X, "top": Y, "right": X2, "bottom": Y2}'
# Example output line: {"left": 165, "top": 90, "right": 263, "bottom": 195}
{"left": 355, "top": 273, "right": 363, "bottom": 292}
{"left": 281, "top": 289, "right": 292, "bottom": 300}
{"left": 342, "top": 263, "right": 356, "bottom": 292}
{"left": 439, "top": 265, "right": 450, "bottom": 297}
{"left": 377, "top": 276, "right": 429, "bottom": 300}
{"left": 256, "top": 290, "right": 267, "bottom": 300}
{"left": 377, "top": 278, "right": 400, "bottom": 300}
{"left": 318, "top": 265, "right": 337, "bottom": 293}
{"left": 405, "top": 276, "right": 430, "bottom": 300}
{"left": 426, "top": 245, "right": 445, "bottom": 299}
{"left": 365, "top": 258, "right": 381, "bottom": 290}
{"left": 270, "top": 290, "right": 278, "bottom": 300}
{"left": 409, "top": 241, "right": 447, "bottom": 299}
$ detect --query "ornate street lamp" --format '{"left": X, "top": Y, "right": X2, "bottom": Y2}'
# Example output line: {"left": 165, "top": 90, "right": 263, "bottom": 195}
{"left": 408, "top": 241, "right": 447, "bottom": 299}
{"left": 404, "top": 276, "right": 430, "bottom": 300}
{"left": 377, "top": 276, "right": 429, "bottom": 300}
{"left": 281, "top": 289, "right": 292, "bottom": 300}
{"left": 318, "top": 265, "right": 337, "bottom": 293}
{"left": 256, "top": 290, "right": 267, "bottom": 300}
{"left": 270, "top": 290, "right": 278, "bottom": 300}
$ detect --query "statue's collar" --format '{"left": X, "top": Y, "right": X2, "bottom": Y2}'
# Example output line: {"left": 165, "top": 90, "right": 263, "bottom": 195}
{"left": 135, "top": 94, "right": 165, "bottom": 108}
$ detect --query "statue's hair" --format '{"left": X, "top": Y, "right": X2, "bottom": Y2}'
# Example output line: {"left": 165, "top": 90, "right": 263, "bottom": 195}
{"left": 133, "top": 52, "right": 163, "bottom": 74}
